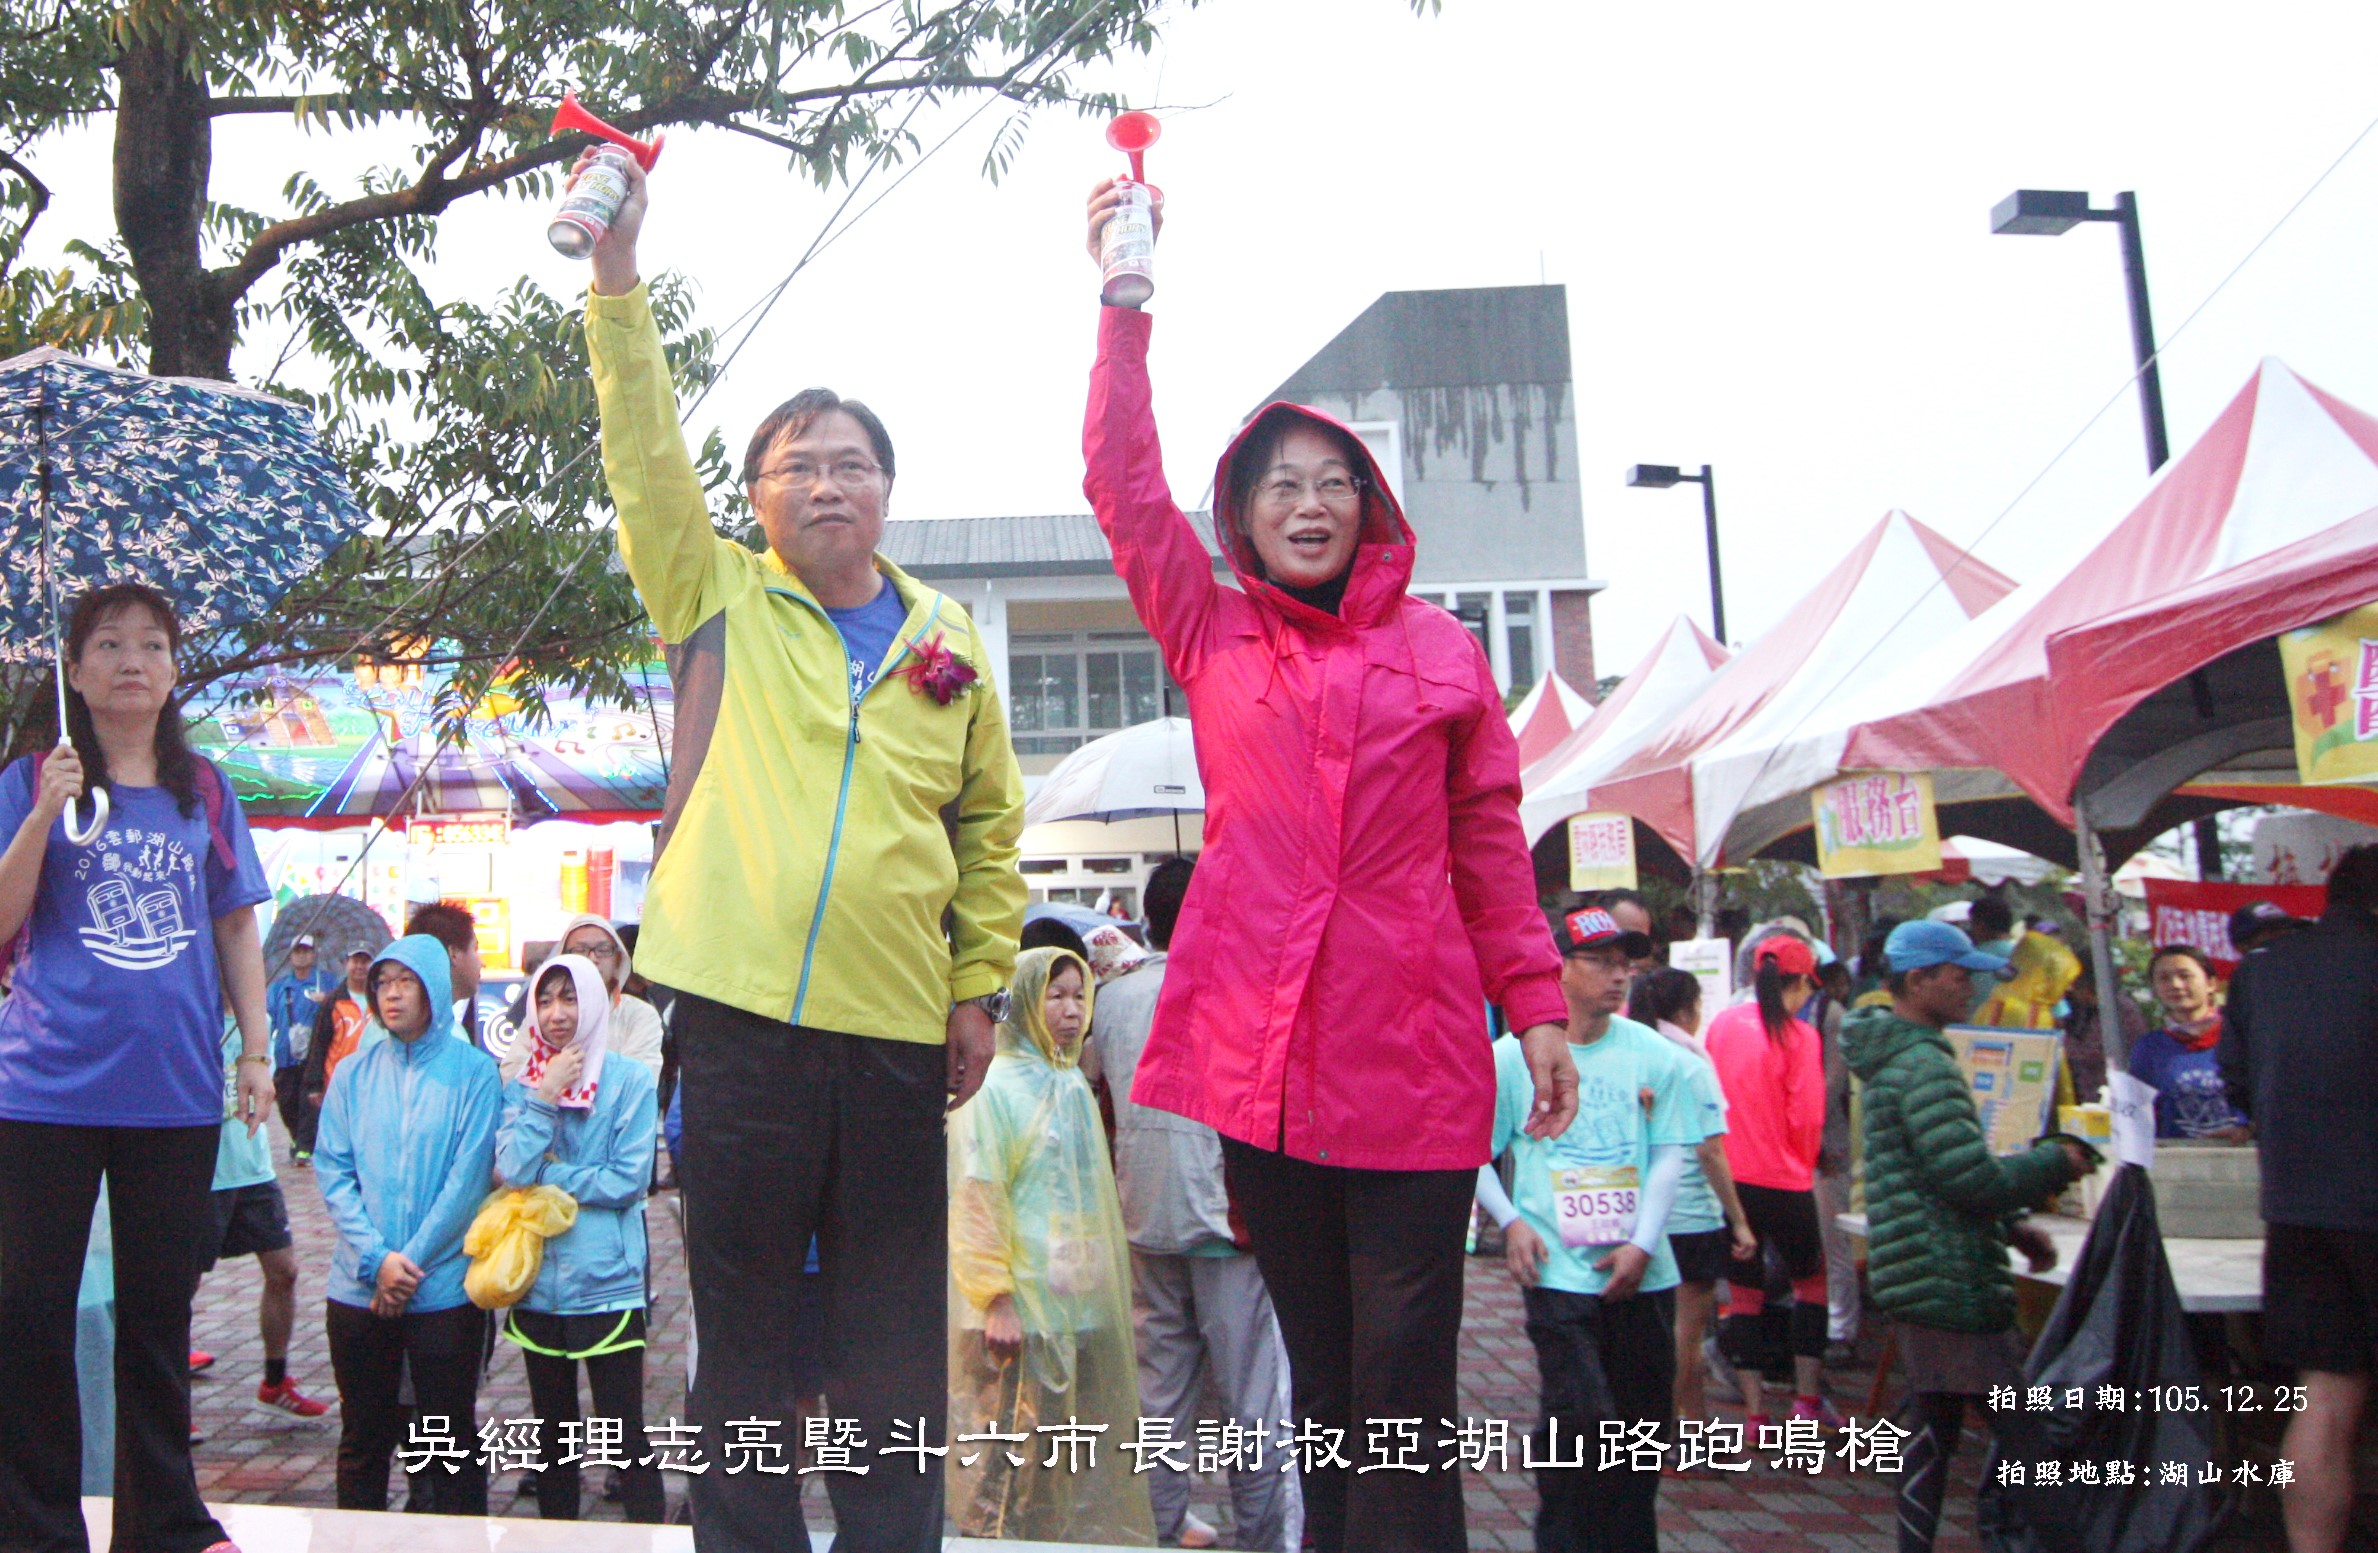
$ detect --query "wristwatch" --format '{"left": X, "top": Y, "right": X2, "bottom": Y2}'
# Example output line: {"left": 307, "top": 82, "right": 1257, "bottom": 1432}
{"left": 957, "top": 989, "right": 1012, "bottom": 1024}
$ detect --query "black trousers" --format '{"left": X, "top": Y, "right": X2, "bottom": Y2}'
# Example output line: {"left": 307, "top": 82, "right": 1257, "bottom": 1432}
{"left": 510, "top": 1308, "right": 666, "bottom": 1523}
{"left": 1523, "top": 1284, "right": 1677, "bottom": 1553}
{"left": 324, "top": 1299, "right": 489, "bottom": 1514}
{"left": 676, "top": 995, "right": 947, "bottom": 1552}
{"left": 271, "top": 1065, "right": 307, "bottom": 1152}
{"left": 0, "top": 1120, "right": 226, "bottom": 1553}
{"left": 1221, "top": 1138, "right": 1473, "bottom": 1553}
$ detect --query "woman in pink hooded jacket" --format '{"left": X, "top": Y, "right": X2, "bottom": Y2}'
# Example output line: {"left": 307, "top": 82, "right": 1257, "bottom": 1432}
{"left": 1083, "top": 185, "right": 1577, "bottom": 1553}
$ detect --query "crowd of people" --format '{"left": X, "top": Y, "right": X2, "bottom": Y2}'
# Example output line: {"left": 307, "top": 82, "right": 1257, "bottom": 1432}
{"left": 0, "top": 142, "right": 2369, "bottom": 1553}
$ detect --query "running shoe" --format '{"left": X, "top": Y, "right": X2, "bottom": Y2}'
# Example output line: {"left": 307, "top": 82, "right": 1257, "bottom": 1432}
{"left": 188, "top": 1349, "right": 215, "bottom": 1374}
{"left": 1790, "top": 1395, "right": 1848, "bottom": 1431}
{"left": 253, "top": 1378, "right": 330, "bottom": 1419}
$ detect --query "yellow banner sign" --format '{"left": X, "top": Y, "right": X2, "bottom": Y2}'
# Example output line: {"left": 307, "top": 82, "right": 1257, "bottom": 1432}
{"left": 1811, "top": 770, "right": 1942, "bottom": 878}
{"left": 1565, "top": 812, "right": 1638, "bottom": 892}
{"left": 2281, "top": 603, "right": 2378, "bottom": 786}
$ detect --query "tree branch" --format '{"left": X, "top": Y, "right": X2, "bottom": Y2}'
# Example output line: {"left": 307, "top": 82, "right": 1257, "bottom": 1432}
{"left": 0, "top": 145, "right": 52, "bottom": 270}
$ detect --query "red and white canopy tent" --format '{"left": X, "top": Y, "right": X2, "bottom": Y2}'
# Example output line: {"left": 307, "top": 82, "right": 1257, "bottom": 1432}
{"left": 1704, "top": 360, "right": 2378, "bottom": 873}
{"left": 1521, "top": 512, "right": 2015, "bottom": 867}
{"left": 1506, "top": 671, "right": 1596, "bottom": 769}
{"left": 1516, "top": 614, "right": 1728, "bottom": 850}
{"left": 1647, "top": 359, "right": 2378, "bottom": 1074}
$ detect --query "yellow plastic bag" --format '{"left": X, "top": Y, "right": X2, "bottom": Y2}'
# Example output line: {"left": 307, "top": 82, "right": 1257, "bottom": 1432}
{"left": 463, "top": 1185, "right": 578, "bottom": 1310}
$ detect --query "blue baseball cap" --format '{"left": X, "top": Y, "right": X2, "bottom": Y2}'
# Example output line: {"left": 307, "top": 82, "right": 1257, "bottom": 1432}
{"left": 1884, "top": 919, "right": 2014, "bottom": 980}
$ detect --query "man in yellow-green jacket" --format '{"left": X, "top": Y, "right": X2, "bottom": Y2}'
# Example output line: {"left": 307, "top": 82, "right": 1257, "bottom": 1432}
{"left": 581, "top": 152, "right": 1025, "bottom": 1553}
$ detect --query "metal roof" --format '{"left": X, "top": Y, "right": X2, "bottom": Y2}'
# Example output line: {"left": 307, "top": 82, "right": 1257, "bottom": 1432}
{"left": 880, "top": 510, "right": 1225, "bottom": 578}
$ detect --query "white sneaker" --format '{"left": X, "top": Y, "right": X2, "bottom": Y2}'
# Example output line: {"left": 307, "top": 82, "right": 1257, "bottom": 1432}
{"left": 1173, "top": 1510, "right": 1220, "bottom": 1549}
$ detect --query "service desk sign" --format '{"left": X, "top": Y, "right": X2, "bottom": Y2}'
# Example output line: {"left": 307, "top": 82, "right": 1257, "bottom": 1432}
{"left": 1565, "top": 812, "right": 1638, "bottom": 892}
{"left": 2281, "top": 602, "right": 2378, "bottom": 785}
{"left": 1810, "top": 770, "right": 1942, "bottom": 878}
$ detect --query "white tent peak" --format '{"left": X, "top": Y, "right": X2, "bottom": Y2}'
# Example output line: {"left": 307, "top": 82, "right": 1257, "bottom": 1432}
{"left": 1523, "top": 510, "right": 2014, "bottom": 860}
{"left": 1507, "top": 671, "right": 1595, "bottom": 769}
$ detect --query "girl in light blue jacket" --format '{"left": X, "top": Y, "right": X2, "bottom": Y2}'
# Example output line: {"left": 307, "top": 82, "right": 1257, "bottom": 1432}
{"left": 315, "top": 932, "right": 502, "bottom": 1514}
{"left": 495, "top": 952, "right": 662, "bottom": 1522}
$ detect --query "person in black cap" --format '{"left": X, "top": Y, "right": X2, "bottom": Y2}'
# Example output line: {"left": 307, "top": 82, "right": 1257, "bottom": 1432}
{"left": 2229, "top": 899, "right": 2311, "bottom": 959}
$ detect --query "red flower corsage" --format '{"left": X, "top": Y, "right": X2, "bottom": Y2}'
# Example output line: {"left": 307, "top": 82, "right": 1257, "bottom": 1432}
{"left": 894, "top": 632, "right": 979, "bottom": 705}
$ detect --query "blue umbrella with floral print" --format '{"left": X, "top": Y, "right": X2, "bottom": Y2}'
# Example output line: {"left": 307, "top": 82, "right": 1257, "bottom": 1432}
{"left": 0, "top": 347, "right": 373, "bottom": 840}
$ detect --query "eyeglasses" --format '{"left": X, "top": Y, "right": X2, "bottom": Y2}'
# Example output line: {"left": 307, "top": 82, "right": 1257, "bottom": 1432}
{"left": 759, "top": 457, "right": 883, "bottom": 488}
{"left": 568, "top": 941, "right": 622, "bottom": 963}
{"left": 1255, "top": 474, "right": 1362, "bottom": 508}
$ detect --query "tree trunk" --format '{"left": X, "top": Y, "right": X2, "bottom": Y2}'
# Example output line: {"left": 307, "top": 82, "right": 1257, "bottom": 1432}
{"left": 113, "top": 28, "right": 235, "bottom": 380}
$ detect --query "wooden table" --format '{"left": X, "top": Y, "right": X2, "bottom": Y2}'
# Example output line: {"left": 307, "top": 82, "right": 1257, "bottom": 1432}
{"left": 1834, "top": 1212, "right": 2263, "bottom": 1313}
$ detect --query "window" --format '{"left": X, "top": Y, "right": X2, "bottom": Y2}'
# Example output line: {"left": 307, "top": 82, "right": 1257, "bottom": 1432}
{"left": 1452, "top": 593, "right": 1493, "bottom": 667}
{"left": 1413, "top": 585, "right": 1556, "bottom": 695}
{"left": 1007, "top": 633, "right": 1181, "bottom": 756}
{"left": 1503, "top": 591, "right": 1537, "bottom": 689}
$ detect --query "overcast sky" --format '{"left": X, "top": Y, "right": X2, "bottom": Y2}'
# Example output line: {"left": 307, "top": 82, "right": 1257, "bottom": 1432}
{"left": 23, "top": 0, "right": 2378, "bottom": 679}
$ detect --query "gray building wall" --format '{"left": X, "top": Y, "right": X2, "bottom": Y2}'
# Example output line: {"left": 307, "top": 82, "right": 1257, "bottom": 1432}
{"left": 1263, "top": 286, "right": 1589, "bottom": 590}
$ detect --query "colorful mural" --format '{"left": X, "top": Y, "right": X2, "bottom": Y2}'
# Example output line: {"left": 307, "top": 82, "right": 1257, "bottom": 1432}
{"left": 189, "top": 657, "right": 672, "bottom": 823}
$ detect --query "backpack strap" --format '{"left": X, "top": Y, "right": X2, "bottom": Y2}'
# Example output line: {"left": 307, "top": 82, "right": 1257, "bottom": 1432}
{"left": 195, "top": 757, "right": 236, "bottom": 874}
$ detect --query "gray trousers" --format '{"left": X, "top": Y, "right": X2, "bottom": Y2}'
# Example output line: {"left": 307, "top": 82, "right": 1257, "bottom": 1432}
{"left": 1814, "top": 1167, "right": 1860, "bottom": 1345}
{"left": 1131, "top": 1248, "right": 1301, "bottom": 1551}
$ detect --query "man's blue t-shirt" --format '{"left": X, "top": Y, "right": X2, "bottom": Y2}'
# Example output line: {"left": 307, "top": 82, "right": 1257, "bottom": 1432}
{"left": 824, "top": 581, "right": 911, "bottom": 704}
{"left": 2130, "top": 1026, "right": 2248, "bottom": 1138}
{"left": 0, "top": 758, "right": 270, "bottom": 1127}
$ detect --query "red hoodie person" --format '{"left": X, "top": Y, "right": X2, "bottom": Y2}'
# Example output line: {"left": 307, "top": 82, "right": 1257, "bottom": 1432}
{"left": 1082, "top": 306, "right": 1567, "bottom": 1173}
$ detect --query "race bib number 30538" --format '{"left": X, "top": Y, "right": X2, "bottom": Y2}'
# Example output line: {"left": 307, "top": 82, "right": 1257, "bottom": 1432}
{"left": 1550, "top": 1164, "right": 1639, "bottom": 1250}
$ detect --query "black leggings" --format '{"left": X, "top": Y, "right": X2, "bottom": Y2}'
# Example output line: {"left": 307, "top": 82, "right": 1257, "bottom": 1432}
{"left": 0, "top": 1120, "right": 227, "bottom": 1553}
{"left": 1894, "top": 1390, "right": 2062, "bottom": 1553}
{"left": 1722, "top": 1185, "right": 1829, "bottom": 1365}
{"left": 509, "top": 1308, "right": 665, "bottom": 1522}
{"left": 326, "top": 1299, "right": 490, "bottom": 1513}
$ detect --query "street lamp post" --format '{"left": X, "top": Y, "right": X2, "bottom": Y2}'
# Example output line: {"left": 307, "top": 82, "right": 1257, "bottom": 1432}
{"left": 1989, "top": 188, "right": 2171, "bottom": 473}
{"left": 1626, "top": 462, "right": 1726, "bottom": 644}
{"left": 1993, "top": 188, "right": 2196, "bottom": 1064}
{"left": 1992, "top": 188, "right": 2223, "bottom": 883}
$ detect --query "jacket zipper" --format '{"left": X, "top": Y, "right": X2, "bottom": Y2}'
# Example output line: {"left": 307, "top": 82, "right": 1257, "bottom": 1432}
{"left": 773, "top": 587, "right": 946, "bottom": 1028}
{"left": 783, "top": 592, "right": 858, "bottom": 1027}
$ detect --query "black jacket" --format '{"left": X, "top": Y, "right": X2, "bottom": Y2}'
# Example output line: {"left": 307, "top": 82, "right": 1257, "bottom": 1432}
{"left": 2220, "top": 910, "right": 2378, "bottom": 1231}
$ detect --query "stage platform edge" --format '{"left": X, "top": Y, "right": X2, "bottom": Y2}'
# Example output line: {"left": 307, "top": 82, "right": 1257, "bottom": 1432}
{"left": 83, "top": 1497, "right": 1145, "bottom": 1552}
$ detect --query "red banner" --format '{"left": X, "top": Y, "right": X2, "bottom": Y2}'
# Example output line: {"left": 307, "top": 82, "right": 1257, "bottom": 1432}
{"left": 2140, "top": 879, "right": 2326, "bottom": 974}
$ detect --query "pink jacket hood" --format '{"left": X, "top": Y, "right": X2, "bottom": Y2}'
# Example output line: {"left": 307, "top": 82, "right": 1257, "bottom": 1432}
{"left": 1083, "top": 306, "right": 1566, "bottom": 1172}
{"left": 1209, "top": 399, "right": 1417, "bottom": 631}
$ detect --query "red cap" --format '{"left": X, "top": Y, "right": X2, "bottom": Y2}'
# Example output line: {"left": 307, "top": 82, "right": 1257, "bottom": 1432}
{"left": 1753, "top": 936, "right": 1819, "bottom": 979}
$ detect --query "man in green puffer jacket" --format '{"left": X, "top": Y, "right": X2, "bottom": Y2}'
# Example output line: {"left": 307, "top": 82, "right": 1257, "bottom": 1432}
{"left": 1844, "top": 919, "right": 2099, "bottom": 1553}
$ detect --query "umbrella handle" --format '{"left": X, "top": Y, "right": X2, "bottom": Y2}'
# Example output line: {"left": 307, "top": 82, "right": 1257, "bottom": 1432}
{"left": 62, "top": 786, "right": 108, "bottom": 847}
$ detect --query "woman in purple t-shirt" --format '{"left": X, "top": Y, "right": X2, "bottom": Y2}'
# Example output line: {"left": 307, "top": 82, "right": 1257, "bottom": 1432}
{"left": 0, "top": 583, "right": 272, "bottom": 1553}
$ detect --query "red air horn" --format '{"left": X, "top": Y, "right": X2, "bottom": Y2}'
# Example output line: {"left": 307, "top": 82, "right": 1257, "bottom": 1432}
{"left": 1098, "top": 111, "right": 1162, "bottom": 308}
{"left": 551, "top": 91, "right": 666, "bottom": 169}
{"left": 545, "top": 93, "right": 665, "bottom": 258}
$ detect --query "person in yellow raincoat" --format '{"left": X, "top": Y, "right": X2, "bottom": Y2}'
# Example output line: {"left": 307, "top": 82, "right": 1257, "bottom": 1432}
{"left": 1976, "top": 930, "right": 2080, "bottom": 1029}
{"left": 1976, "top": 931, "right": 2093, "bottom": 1108}
{"left": 948, "top": 946, "right": 1154, "bottom": 1544}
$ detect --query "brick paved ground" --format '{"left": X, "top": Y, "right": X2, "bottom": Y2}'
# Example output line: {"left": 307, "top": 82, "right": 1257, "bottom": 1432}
{"left": 186, "top": 1115, "right": 2288, "bottom": 1547}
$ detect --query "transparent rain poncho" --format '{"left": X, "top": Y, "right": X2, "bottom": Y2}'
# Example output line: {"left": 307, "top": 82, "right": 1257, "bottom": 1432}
{"left": 947, "top": 947, "right": 1154, "bottom": 1544}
